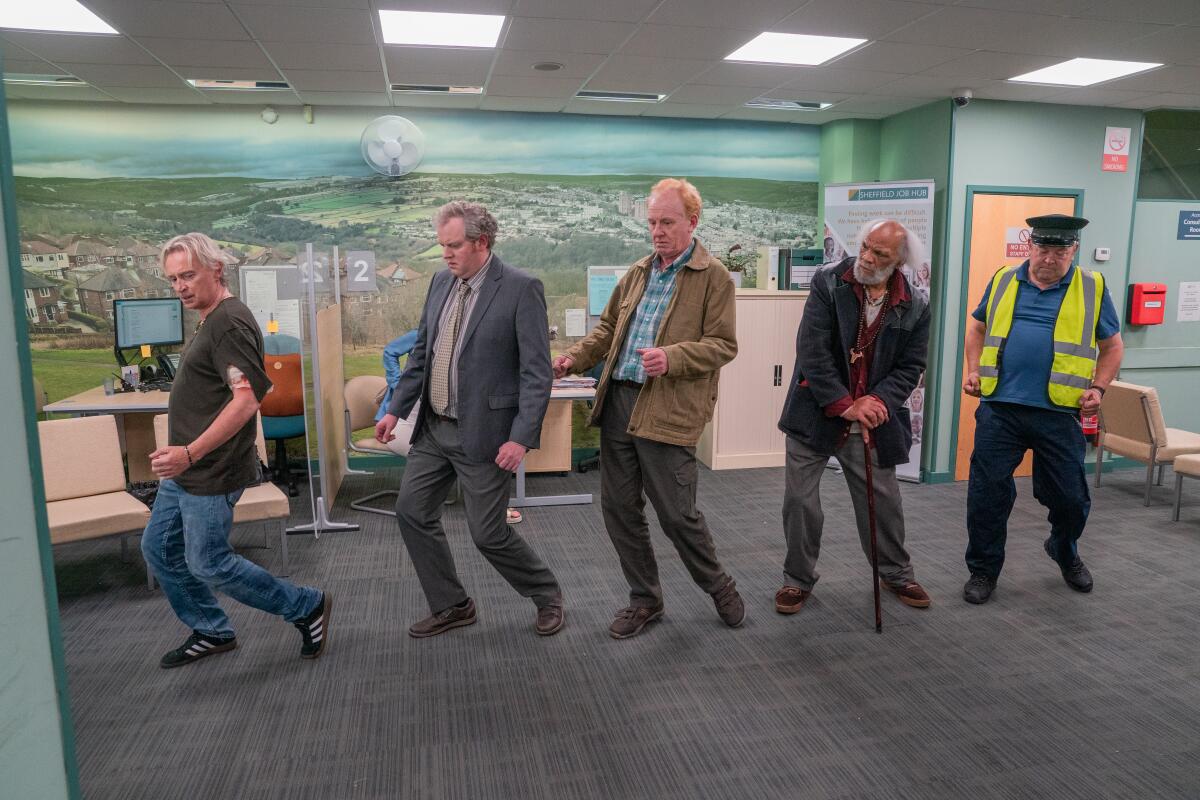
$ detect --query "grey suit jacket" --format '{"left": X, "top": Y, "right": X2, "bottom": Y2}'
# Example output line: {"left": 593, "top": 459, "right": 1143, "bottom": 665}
{"left": 387, "top": 255, "right": 552, "bottom": 463}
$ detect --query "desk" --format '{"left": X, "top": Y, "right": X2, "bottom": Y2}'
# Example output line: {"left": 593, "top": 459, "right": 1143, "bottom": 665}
{"left": 45, "top": 386, "right": 169, "bottom": 482}
{"left": 509, "top": 386, "right": 595, "bottom": 509}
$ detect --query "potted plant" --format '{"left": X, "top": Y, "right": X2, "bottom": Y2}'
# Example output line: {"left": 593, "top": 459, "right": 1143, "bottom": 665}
{"left": 721, "top": 244, "right": 756, "bottom": 288}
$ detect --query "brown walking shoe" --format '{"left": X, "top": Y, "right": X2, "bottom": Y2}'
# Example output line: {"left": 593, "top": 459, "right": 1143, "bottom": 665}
{"left": 535, "top": 602, "right": 565, "bottom": 636}
{"left": 774, "top": 586, "right": 812, "bottom": 614}
{"left": 408, "top": 598, "right": 477, "bottom": 638}
{"left": 608, "top": 605, "right": 664, "bottom": 639}
{"left": 882, "top": 580, "right": 931, "bottom": 608}
{"left": 711, "top": 577, "right": 746, "bottom": 627}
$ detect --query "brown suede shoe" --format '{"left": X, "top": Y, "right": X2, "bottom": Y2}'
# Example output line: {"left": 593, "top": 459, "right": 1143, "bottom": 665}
{"left": 711, "top": 577, "right": 746, "bottom": 627}
{"left": 535, "top": 603, "right": 565, "bottom": 636}
{"left": 408, "top": 598, "right": 477, "bottom": 638}
{"left": 608, "top": 605, "right": 664, "bottom": 639}
{"left": 774, "top": 586, "right": 811, "bottom": 614}
{"left": 883, "top": 580, "right": 931, "bottom": 608}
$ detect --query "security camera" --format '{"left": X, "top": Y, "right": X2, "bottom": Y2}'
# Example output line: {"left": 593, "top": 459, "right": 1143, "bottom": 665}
{"left": 952, "top": 88, "right": 973, "bottom": 108}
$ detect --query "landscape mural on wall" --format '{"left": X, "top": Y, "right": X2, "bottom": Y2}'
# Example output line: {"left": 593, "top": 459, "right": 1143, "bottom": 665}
{"left": 11, "top": 102, "right": 819, "bottom": 360}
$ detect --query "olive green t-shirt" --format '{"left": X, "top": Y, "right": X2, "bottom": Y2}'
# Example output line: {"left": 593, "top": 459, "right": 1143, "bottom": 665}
{"left": 168, "top": 297, "right": 272, "bottom": 496}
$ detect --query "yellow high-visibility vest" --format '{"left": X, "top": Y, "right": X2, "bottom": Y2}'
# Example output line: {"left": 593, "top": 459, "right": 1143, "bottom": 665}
{"left": 978, "top": 265, "right": 1103, "bottom": 408}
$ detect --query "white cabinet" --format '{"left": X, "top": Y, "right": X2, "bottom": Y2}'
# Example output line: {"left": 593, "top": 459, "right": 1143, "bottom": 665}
{"left": 698, "top": 290, "right": 807, "bottom": 470}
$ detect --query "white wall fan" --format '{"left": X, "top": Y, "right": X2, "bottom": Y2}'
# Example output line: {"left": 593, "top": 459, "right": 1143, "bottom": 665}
{"left": 360, "top": 115, "right": 425, "bottom": 177}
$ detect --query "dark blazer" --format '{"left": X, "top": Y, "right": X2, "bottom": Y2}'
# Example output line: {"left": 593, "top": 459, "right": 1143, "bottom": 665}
{"left": 778, "top": 258, "right": 930, "bottom": 468}
{"left": 388, "top": 255, "right": 552, "bottom": 463}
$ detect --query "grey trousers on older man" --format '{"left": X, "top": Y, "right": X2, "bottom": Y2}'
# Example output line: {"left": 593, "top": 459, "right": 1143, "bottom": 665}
{"left": 395, "top": 414, "right": 561, "bottom": 615}
{"left": 600, "top": 381, "right": 731, "bottom": 608}
{"left": 782, "top": 433, "right": 916, "bottom": 591}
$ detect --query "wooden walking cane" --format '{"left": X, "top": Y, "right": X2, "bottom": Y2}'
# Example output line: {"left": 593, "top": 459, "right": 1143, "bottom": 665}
{"left": 863, "top": 427, "right": 882, "bottom": 634}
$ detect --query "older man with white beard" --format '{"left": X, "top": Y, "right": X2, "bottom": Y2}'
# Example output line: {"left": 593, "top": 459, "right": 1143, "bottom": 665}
{"left": 774, "top": 219, "right": 933, "bottom": 615}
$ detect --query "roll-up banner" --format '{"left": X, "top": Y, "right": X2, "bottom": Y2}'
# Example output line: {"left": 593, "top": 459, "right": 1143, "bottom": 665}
{"left": 823, "top": 180, "right": 935, "bottom": 481}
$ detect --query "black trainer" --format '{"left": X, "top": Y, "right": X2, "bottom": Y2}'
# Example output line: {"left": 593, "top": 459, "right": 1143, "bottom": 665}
{"left": 1044, "top": 538, "right": 1093, "bottom": 593}
{"left": 159, "top": 631, "right": 237, "bottom": 669}
{"left": 294, "top": 592, "right": 332, "bottom": 659}
{"left": 963, "top": 573, "right": 997, "bottom": 605}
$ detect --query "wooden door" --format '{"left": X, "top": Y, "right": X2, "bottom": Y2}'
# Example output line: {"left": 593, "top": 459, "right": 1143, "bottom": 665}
{"left": 953, "top": 192, "right": 1077, "bottom": 481}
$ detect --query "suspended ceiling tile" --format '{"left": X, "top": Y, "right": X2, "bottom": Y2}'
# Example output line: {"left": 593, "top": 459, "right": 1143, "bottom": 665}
{"left": 827, "top": 93, "right": 937, "bottom": 113}
{"left": 57, "top": 62, "right": 185, "bottom": 88}
{"left": 384, "top": 47, "right": 494, "bottom": 82}
{"left": 376, "top": 0, "right": 514, "bottom": 12}
{"left": 81, "top": 1, "right": 251, "bottom": 40}
{"left": 491, "top": 49, "right": 605, "bottom": 79}
{"left": 234, "top": 0, "right": 369, "bottom": 6}
{"left": 641, "top": 102, "right": 738, "bottom": 118}
{"left": 1107, "top": 25, "right": 1200, "bottom": 67}
{"left": 777, "top": 66, "right": 898, "bottom": 93}
{"left": 1044, "top": 86, "right": 1161, "bottom": 106}
{"left": 694, "top": 62, "right": 810, "bottom": 89}
{"left": 874, "top": 73, "right": 973, "bottom": 98}
{"left": 831, "top": 42, "right": 974, "bottom": 73}
{"left": 969, "top": 80, "right": 1066, "bottom": 101}
{"left": 953, "top": 0, "right": 1092, "bottom": 12}
{"left": 665, "top": 83, "right": 765, "bottom": 105}
{"left": 719, "top": 106, "right": 826, "bottom": 122}
{"left": 1, "top": 58, "right": 67, "bottom": 76}
{"left": 512, "top": 0, "right": 659, "bottom": 23}
{"left": 623, "top": 25, "right": 759, "bottom": 59}
{"left": 390, "top": 92, "right": 483, "bottom": 108}
{"left": 264, "top": 42, "right": 383, "bottom": 72}
{"left": 196, "top": 88, "right": 300, "bottom": 104}
{"left": 1076, "top": 0, "right": 1200, "bottom": 24}
{"left": 136, "top": 38, "right": 274, "bottom": 69}
{"left": 588, "top": 56, "right": 712, "bottom": 94}
{"left": 1119, "top": 92, "right": 1200, "bottom": 111}
{"left": 774, "top": 0, "right": 943, "bottom": 39}
{"left": 3, "top": 83, "right": 116, "bottom": 101}
{"left": 478, "top": 95, "right": 568, "bottom": 111}
{"left": 919, "top": 51, "right": 1064, "bottom": 82}
{"left": 294, "top": 90, "right": 391, "bottom": 106}
{"left": 284, "top": 70, "right": 386, "bottom": 92}
{"left": 1107, "top": 66, "right": 1200, "bottom": 95}
{"left": 504, "top": 17, "right": 636, "bottom": 52}
{"left": 232, "top": 5, "right": 376, "bottom": 44}
{"left": 645, "top": 0, "right": 805, "bottom": 31}
{"left": 487, "top": 74, "right": 581, "bottom": 98}
{"left": 1, "top": 32, "right": 158, "bottom": 65}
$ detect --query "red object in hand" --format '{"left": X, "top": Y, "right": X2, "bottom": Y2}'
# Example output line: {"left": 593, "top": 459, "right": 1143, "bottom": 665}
{"left": 1081, "top": 412, "right": 1099, "bottom": 437}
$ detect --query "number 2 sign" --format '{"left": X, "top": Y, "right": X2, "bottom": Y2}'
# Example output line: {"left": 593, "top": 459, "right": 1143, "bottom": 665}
{"left": 344, "top": 250, "right": 377, "bottom": 293}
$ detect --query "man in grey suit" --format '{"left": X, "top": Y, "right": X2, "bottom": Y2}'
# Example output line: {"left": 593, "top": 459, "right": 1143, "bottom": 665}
{"left": 375, "top": 201, "right": 564, "bottom": 638}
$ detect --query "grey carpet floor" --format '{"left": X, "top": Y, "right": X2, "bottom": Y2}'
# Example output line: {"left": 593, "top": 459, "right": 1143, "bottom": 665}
{"left": 53, "top": 463, "right": 1200, "bottom": 800}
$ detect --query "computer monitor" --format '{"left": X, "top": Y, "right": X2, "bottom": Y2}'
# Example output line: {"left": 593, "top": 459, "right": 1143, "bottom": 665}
{"left": 113, "top": 298, "right": 185, "bottom": 350}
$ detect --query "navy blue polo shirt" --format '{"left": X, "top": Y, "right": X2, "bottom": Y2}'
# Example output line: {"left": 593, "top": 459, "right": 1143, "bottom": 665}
{"left": 972, "top": 262, "right": 1119, "bottom": 412}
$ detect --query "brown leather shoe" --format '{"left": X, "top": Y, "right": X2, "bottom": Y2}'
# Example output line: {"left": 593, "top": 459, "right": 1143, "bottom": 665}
{"left": 535, "top": 603, "right": 565, "bottom": 636}
{"left": 775, "top": 586, "right": 811, "bottom": 614}
{"left": 711, "top": 577, "right": 746, "bottom": 627}
{"left": 883, "top": 580, "right": 931, "bottom": 608}
{"left": 609, "top": 605, "right": 664, "bottom": 639}
{"left": 408, "top": 598, "right": 477, "bottom": 638}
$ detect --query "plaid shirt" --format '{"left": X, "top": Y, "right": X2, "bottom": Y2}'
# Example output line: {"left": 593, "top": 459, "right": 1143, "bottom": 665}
{"left": 613, "top": 240, "right": 695, "bottom": 383}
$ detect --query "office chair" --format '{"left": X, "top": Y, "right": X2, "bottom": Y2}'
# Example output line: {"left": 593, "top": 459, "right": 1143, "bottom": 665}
{"left": 344, "top": 375, "right": 415, "bottom": 516}
{"left": 262, "top": 334, "right": 307, "bottom": 497}
{"left": 575, "top": 361, "right": 605, "bottom": 473}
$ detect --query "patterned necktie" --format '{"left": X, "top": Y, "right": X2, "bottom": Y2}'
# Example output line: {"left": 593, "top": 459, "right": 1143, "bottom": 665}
{"left": 430, "top": 280, "right": 470, "bottom": 415}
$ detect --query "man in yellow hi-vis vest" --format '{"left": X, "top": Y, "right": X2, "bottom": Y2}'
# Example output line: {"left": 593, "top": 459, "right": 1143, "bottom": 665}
{"left": 961, "top": 215, "right": 1124, "bottom": 605}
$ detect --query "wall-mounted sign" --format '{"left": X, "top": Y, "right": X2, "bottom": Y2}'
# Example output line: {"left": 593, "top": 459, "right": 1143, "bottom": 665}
{"left": 1005, "top": 226, "right": 1031, "bottom": 259}
{"left": 1177, "top": 210, "right": 1200, "bottom": 241}
{"left": 344, "top": 250, "right": 377, "bottom": 292}
{"left": 1102, "top": 126, "right": 1131, "bottom": 172}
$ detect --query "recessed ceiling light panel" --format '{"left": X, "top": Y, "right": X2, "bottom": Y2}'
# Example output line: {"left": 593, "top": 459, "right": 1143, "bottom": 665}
{"left": 391, "top": 84, "right": 483, "bottom": 95}
{"left": 1008, "top": 58, "right": 1162, "bottom": 87}
{"left": 0, "top": 0, "right": 117, "bottom": 34}
{"left": 745, "top": 97, "right": 833, "bottom": 110}
{"left": 379, "top": 10, "right": 504, "bottom": 48}
{"left": 188, "top": 79, "right": 291, "bottom": 91}
{"left": 3, "top": 73, "right": 87, "bottom": 86}
{"left": 576, "top": 90, "right": 664, "bottom": 103}
{"left": 725, "top": 32, "right": 866, "bottom": 67}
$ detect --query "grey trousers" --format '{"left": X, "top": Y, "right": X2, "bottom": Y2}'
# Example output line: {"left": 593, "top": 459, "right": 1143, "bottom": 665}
{"left": 394, "top": 415, "right": 561, "bottom": 615}
{"left": 600, "top": 381, "right": 729, "bottom": 608}
{"left": 782, "top": 433, "right": 916, "bottom": 591}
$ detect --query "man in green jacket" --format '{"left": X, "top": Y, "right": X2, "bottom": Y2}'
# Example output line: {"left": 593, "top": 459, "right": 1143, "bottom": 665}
{"left": 554, "top": 178, "right": 743, "bottom": 639}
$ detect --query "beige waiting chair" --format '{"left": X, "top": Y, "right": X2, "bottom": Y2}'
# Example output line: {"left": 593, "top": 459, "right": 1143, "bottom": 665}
{"left": 1095, "top": 380, "right": 1200, "bottom": 505}
{"left": 344, "top": 375, "right": 412, "bottom": 516}
{"left": 153, "top": 415, "right": 293, "bottom": 574}
{"left": 39, "top": 414, "right": 152, "bottom": 568}
{"left": 1172, "top": 454, "right": 1200, "bottom": 522}
{"left": 33, "top": 377, "right": 48, "bottom": 419}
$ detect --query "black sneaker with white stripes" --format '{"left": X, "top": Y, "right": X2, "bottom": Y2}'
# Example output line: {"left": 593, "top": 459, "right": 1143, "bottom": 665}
{"left": 159, "top": 631, "right": 237, "bottom": 669}
{"left": 294, "top": 592, "right": 331, "bottom": 659}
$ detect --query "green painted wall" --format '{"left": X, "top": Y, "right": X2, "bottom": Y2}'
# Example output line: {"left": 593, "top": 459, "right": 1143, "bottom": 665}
{"left": 879, "top": 101, "right": 953, "bottom": 478}
{"left": 0, "top": 71, "right": 78, "bottom": 800}
{"left": 1122, "top": 199, "right": 1200, "bottom": 431}
{"left": 928, "top": 100, "right": 1143, "bottom": 478}
{"left": 818, "top": 119, "right": 881, "bottom": 221}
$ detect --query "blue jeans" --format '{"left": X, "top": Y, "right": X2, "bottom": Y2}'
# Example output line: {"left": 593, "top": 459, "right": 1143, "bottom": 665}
{"left": 966, "top": 402, "right": 1090, "bottom": 579}
{"left": 141, "top": 479, "right": 319, "bottom": 639}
